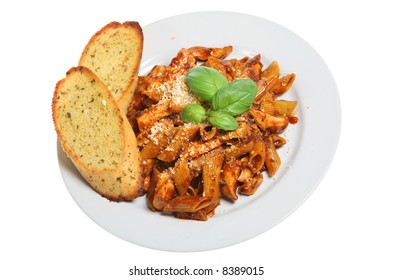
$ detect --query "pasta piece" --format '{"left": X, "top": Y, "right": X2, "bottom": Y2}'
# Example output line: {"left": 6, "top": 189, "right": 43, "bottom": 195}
{"left": 261, "top": 61, "right": 280, "bottom": 80}
{"left": 221, "top": 160, "right": 242, "bottom": 200}
{"left": 270, "top": 73, "right": 296, "bottom": 96}
{"left": 238, "top": 174, "right": 263, "bottom": 196}
{"left": 137, "top": 102, "right": 171, "bottom": 131}
{"left": 248, "top": 141, "right": 266, "bottom": 173}
{"left": 163, "top": 196, "right": 213, "bottom": 213}
{"left": 147, "top": 167, "right": 159, "bottom": 211}
{"left": 199, "top": 124, "right": 218, "bottom": 141}
{"left": 256, "top": 84, "right": 277, "bottom": 103}
{"left": 218, "top": 122, "right": 253, "bottom": 141}
{"left": 272, "top": 100, "right": 297, "bottom": 116}
{"left": 152, "top": 170, "right": 176, "bottom": 211}
{"left": 179, "top": 138, "right": 222, "bottom": 159}
{"left": 270, "top": 134, "right": 287, "bottom": 148}
{"left": 140, "top": 120, "right": 177, "bottom": 159}
{"left": 223, "top": 140, "right": 254, "bottom": 160}
{"left": 238, "top": 166, "right": 253, "bottom": 183}
{"left": 265, "top": 136, "right": 281, "bottom": 176}
{"left": 260, "top": 99, "right": 297, "bottom": 117}
{"left": 173, "top": 158, "right": 196, "bottom": 196}
{"left": 173, "top": 148, "right": 224, "bottom": 196}
{"left": 129, "top": 87, "right": 148, "bottom": 110}
{"left": 201, "top": 153, "right": 225, "bottom": 214}
{"left": 189, "top": 147, "right": 223, "bottom": 170}
{"left": 174, "top": 210, "right": 208, "bottom": 221}
{"left": 139, "top": 65, "right": 168, "bottom": 98}
{"left": 141, "top": 159, "right": 154, "bottom": 193}
{"left": 157, "top": 124, "right": 200, "bottom": 162}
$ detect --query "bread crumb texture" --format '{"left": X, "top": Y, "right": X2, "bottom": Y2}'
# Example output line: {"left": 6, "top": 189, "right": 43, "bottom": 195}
{"left": 54, "top": 67, "right": 123, "bottom": 169}
{"left": 79, "top": 22, "right": 143, "bottom": 99}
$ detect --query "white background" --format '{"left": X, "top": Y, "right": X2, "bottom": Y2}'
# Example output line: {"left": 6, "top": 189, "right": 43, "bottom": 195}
{"left": 1, "top": 0, "right": 392, "bottom": 279}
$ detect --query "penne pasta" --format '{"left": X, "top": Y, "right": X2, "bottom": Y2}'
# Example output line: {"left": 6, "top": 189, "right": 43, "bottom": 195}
{"left": 248, "top": 141, "right": 266, "bottom": 173}
{"left": 221, "top": 160, "right": 242, "bottom": 200}
{"left": 223, "top": 140, "right": 254, "bottom": 160}
{"left": 179, "top": 138, "right": 222, "bottom": 159}
{"left": 152, "top": 170, "right": 176, "bottom": 211}
{"left": 238, "top": 166, "right": 254, "bottom": 183}
{"left": 262, "top": 61, "right": 280, "bottom": 80}
{"left": 173, "top": 148, "right": 224, "bottom": 197}
{"left": 157, "top": 124, "right": 200, "bottom": 162}
{"left": 273, "top": 100, "right": 297, "bottom": 116}
{"left": 238, "top": 174, "right": 263, "bottom": 196}
{"left": 270, "top": 73, "right": 296, "bottom": 96}
{"left": 270, "top": 134, "right": 287, "bottom": 148}
{"left": 260, "top": 99, "right": 297, "bottom": 117}
{"left": 129, "top": 46, "right": 298, "bottom": 220}
{"left": 140, "top": 120, "right": 177, "bottom": 159}
{"left": 174, "top": 210, "right": 208, "bottom": 221}
{"left": 173, "top": 158, "right": 196, "bottom": 196}
{"left": 163, "top": 196, "right": 213, "bottom": 213}
{"left": 202, "top": 153, "right": 225, "bottom": 214}
{"left": 141, "top": 159, "right": 154, "bottom": 193}
{"left": 137, "top": 102, "right": 171, "bottom": 131}
{"left": 147, "top": 167, "right": 159, "bottom": 211}
{"left": 265, "top": 136, "right": 281, "bottom": 176}
{"left": 199, "top": 124, "right": 218, "bottom": 141}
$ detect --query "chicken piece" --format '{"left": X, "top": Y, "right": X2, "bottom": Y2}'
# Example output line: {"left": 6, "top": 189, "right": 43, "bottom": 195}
{"left": 202, "top": 56, "right": 233, "bottom": 81}
{"left": 188, "top": 46, "right": 233, "bottom": 61}
{"left": 250, "top": 108, "right": 289, "bottom": 134}
{"left": 242, "top": 54, "right": 263, "bottom": 82}
{"left": 166, "top": 48, "right": 197, "bottom": 76}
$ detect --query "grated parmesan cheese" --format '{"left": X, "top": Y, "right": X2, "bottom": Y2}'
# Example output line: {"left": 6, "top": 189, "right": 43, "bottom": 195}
{"left": 144, "top": 75, "right": 201, "bottom": 146}
{"left": 157, "top": 75, "right": 200, "bottom": 109}
{"left": 148, "top": 120, "right": 166, "bottom": 144}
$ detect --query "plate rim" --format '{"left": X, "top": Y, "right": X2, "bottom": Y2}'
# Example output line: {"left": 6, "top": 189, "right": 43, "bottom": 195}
{"left": 57, "top": 11, "right": 341, "bottom": 252}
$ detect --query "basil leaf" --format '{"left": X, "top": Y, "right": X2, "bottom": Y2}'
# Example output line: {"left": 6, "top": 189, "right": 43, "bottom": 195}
{"left": 207, "top": 110, "right": 239, "bottom": 131}
{"left": 186, "top": 66, "right": 228, "bottom": 101}
{"left": 212, "top": 79, "right": 257, "bottom": 116}
{"left": 180, "top": 104, "right": 207, "bottom": 123}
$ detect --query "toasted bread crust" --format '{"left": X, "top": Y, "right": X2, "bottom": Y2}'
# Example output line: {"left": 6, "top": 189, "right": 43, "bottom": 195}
{"left": 78, "top": 21, "right": 143, "bottom": 113}
{"left": 52, "top": 66, "right": 143, "bottom": 201}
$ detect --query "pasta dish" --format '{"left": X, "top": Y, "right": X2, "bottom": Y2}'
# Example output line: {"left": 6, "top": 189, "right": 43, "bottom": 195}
{"left": 127, "top": 46, "right": 298, "bottom": 221}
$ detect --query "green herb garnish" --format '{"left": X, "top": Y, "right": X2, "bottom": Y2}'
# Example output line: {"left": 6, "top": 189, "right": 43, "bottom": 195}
{"left": 212, "top": 79, "right": 257, "bottom": 116}
{"left": 180, "top": 104, "right": 207, "bottom": 123}
{"left": 207, "top": 110, "right": 239, "bottom": 131}
{"left": 185, "top": 66, "right": 228, "bottom": 101}
{"left": 181, "top": 66, "right": 257, "bottom": 131}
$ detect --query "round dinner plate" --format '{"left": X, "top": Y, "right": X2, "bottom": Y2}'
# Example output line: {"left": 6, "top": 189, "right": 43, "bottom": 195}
{"left": 57, "top": 11, "right": 341, "bottom": 252}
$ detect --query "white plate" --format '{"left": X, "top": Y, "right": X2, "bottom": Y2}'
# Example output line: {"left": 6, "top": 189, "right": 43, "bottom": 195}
{"left": 57, "top": 11, "right": 341, "bottom": 252}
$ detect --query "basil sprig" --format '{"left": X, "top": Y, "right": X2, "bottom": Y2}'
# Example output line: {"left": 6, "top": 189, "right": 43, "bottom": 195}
{"left": 212, "top": 79, "right": 257, "bottom": 116}
{"left": 185, "top": 66, "right": 228, "bottom": 101}
{"left": 181, "top": 66, "right": 257, "bottom": 131}
{"left": 207, "top": 110, "right": 239, "bottom": 131}
{"left": 180, "top": 105, "right": 238, "bottom": 131}
{"left": 180, "top": 104, "right": 207, "bottom": 123}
